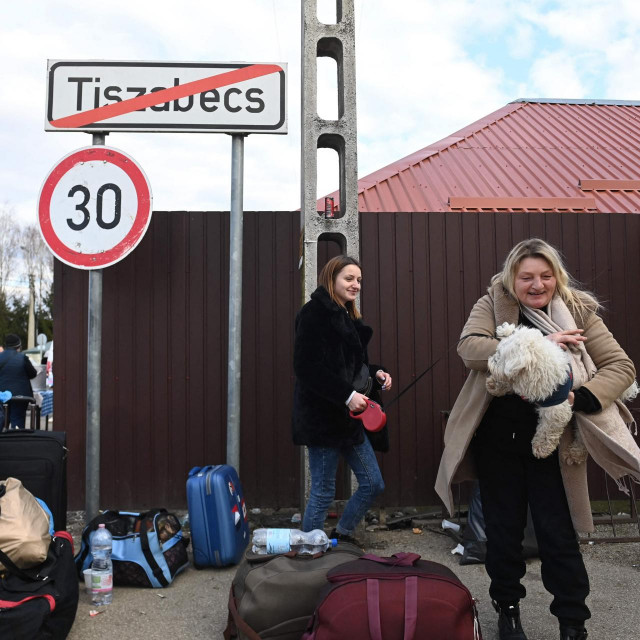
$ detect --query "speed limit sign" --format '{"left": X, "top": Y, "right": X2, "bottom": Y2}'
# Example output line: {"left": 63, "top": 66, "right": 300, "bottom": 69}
{"left": 38, "top": 146, "right": 152, "bottom": 269}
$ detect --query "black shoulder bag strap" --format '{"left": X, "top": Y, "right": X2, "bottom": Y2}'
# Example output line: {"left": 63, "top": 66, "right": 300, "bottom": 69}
{"left": 139, "top": 509, "right": 169, "bottom": 587}
{"left": 0, "top": 547, "right": 45, "bottom": 583}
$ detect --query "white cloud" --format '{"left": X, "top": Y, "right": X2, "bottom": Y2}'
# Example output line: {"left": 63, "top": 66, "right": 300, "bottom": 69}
{"left": 529, "top": 52, "right": 587, "bottom": 97}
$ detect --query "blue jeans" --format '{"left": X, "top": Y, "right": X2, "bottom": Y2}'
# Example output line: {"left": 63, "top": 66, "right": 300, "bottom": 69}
{"left": 303, "top": 436, "right": 385, "bottom": 535}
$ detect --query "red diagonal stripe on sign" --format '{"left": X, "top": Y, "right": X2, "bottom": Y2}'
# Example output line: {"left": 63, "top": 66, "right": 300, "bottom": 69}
{"left": 50, "top": 64, "right": 282, "bottom": 128}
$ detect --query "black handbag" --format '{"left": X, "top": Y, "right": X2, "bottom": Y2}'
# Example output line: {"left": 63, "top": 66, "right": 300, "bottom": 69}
{"left": 352, "top": 363, "right": 373, "bottom": 396}
{"left": 0, "top": 533, "right": 79, "bottom": 640}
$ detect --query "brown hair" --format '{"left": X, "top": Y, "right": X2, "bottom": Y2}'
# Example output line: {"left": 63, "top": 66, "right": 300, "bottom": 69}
{"left": 491, "top": 238, "right": 599, "bottom": 319}
{"left": 318, "top": 255, "right": 362, "bottom": 319}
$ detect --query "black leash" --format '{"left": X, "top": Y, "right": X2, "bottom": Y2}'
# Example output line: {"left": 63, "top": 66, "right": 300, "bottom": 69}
{"left": 383, "top": 332, "right": 489, "bottom": 410}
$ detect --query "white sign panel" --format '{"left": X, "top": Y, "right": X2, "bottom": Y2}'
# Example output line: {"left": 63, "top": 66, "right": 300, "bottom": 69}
{"left": 46, "top": 60, "right": 287, "bottom": 133}
{"left": 38, "top": 146, "right": 152, "bottom": 269}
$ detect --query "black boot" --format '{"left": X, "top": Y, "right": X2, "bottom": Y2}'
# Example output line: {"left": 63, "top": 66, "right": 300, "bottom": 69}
{"left": 559, "top": 625, "right": 588, "bottom": 640}
{"left": 492, "top": 601, "right": 527, "bottom": 640}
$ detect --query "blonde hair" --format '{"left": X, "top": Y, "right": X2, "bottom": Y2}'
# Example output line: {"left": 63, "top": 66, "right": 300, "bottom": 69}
{"left": 318, "top": 255, "right": 362, "bottom": 320}
{"left": 491, "top": 238, "right": 599, "bottom": 319}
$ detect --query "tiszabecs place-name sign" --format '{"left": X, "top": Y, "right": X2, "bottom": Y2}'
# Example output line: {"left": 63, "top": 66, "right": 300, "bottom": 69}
{"left": 46, "top": 60, "right": 287, "bottom": 134}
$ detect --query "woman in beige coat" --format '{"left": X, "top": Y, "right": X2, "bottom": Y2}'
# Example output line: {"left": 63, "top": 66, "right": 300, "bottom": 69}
{"left": 435, "top": 239, "right": 640, "bottom": 640}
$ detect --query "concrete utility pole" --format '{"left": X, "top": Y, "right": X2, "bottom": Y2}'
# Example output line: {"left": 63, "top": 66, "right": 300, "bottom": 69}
{"left": 301, "top": 0, "right": 360, "bottom": 512}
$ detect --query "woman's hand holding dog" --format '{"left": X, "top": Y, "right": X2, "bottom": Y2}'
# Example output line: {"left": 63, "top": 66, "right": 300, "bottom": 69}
{"left": 546, "top": 329, "right": 586, "bottom": 350}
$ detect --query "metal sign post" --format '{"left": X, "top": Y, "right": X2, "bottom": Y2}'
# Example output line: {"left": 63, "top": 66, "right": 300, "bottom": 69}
{"left": 87, "top": 131, "right": 104, "bottom": 523}
{"left": 38, "top": 138, "right": 152, "bottom": 522}
{"left": 226, "top": 134, "right": 245, "bottom": 472}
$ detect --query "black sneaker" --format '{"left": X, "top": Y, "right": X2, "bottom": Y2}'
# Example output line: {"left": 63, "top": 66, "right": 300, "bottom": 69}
{"left": 492, "top": 601, "right": 528, "bottom": 640}
{"left": 329, "top": 528, "right": 364, "bottom": 548}
{"left": 560, "top": 626, "right": 588, "bottom": 640}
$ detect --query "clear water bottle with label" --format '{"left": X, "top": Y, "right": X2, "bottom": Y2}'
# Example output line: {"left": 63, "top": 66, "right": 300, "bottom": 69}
{"left": 251, "top": 528, "right": 337, "bottom": 555}
{"left": 90, "top": 524, "right": 113, "bottom": 605}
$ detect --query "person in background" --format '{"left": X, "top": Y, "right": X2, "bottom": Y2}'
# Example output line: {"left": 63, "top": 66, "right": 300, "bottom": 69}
{"left": 0, "top": 334, "right": 37, "bottom": 429}
{"left": 436, "top": 238, "right": 640, "bottom": 640}
{"left": 292, "top": 255, "right": 392, "bottom": 545}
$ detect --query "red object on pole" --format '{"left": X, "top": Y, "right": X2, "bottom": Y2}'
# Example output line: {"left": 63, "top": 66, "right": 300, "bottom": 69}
{"left": 324, "top": 197, "right": 335, "bottom": 218}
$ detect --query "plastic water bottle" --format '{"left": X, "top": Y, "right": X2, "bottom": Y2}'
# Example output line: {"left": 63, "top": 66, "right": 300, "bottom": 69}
{"left": 90, "top": 524, "right": 113, "bottom": 605}
{"left": 251, "top": 528, "right": 337, "bottom": 555}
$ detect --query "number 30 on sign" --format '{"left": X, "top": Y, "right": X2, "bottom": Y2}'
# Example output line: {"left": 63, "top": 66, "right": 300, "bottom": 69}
{"left": 38, "top": 146, "right": 152, "bottom": 269}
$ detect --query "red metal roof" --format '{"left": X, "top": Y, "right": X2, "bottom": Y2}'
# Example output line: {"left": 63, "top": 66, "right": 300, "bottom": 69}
{"left": 319, "top": 100, "right": 640, "bottom": 213}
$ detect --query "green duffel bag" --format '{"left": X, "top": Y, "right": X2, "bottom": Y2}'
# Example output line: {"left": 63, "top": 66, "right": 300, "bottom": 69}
{"left": 224, "top": 542, "right": 363, "bottom": 640}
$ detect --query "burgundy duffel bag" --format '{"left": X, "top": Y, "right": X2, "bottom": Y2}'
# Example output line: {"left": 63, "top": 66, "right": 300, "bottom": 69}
{"left": 302, "top": 552, "right": 482, "bottom": 640}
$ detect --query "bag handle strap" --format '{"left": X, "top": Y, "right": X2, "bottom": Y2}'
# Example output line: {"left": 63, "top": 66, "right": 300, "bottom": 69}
{"left": 367, "top": 579, "right": 383, "bottom": 640}
{"left": 361, "top": 552, "right": 421, "bottom": 566}
{"left": 224, "top": 584, "right": 263, "bottom": 640}
{"left": 0, "top": 547, "right": 39, "bottom": 582}
{"left": 139, "top": 510, "right": 169, "bottom": 588}
{"left": 403, "top": 576, "right": 418, "bottom": 640}
{"left": 366, "top": 575, "right": 418, "bottom": 640}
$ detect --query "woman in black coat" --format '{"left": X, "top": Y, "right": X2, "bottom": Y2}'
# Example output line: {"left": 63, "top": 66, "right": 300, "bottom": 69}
{"left": 292, "top": 255, "right": 392, "bottom": 544}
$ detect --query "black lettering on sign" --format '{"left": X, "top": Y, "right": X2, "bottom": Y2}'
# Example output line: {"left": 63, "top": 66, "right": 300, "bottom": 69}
{"left": 246, "top": 88, "right": 265, "bottom": 113}
{"left": 96, "top": 183, "right": 122, "bottom": 229}
{"left": 127, "top": 87, "right": 148, "bottom": 111}
{"left": 67, "top": 77, "right": 92, "bottom": 111}
{"left": 104, "top": 86, "right": 122, "bottom": 103}
{"left": 67, "top": 185, "right": 91, "bottom": 230}
{"left": 150, "top": 87, "right": 170, "bottom": 112}
{"left": 200, "top": 89, "right": 220, "bottom": 113}
{"left": 66, "top": 183, "right": 122, "bottom": 231}
{"left": 173, "top": 78, "right": 193, "bottom": 112}
{"left": 224, "top": 87, "right": 242, "bottom": 113}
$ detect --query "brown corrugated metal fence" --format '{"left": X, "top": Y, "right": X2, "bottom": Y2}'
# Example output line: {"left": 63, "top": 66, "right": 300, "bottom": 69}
{"left": 54, "top": 211, "right": 640, "bottom": 510}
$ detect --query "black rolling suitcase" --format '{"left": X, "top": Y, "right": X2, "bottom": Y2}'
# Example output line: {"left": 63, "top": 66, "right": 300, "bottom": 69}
{"left": 0, "top": 430, "right": 67, "bottom": 531}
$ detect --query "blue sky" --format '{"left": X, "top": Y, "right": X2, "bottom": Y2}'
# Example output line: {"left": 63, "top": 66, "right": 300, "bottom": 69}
{"left": 1, "top": 0, "right": 639, "bottom": 228}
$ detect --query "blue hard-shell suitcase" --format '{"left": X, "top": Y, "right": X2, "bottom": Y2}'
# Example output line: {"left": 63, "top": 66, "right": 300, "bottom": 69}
{"left": 186, "top": 465, "right": 250, "bottom": 567}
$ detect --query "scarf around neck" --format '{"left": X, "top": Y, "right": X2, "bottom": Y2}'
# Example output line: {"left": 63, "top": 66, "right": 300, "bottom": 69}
{"left": 520, "top": 298, "right": 596, "bottom": 390}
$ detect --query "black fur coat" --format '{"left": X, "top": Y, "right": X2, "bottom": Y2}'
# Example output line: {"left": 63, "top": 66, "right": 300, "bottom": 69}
{"left": 292, "top": 286, "right": 388, "bottom": 450}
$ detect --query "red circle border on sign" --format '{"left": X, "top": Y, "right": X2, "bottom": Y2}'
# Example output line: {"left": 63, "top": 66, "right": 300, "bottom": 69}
{"left": 38, "top": 146, "right": 152, "bottom": 269}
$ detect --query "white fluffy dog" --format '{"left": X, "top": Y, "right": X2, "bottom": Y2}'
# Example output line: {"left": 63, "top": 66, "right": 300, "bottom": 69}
{"left": 486, "top": 322, "right": 586, "bottom": 463}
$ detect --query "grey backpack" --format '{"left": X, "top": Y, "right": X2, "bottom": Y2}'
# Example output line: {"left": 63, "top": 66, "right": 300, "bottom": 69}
{"left": 224, "top": 543, "right": 363, "bottom": 640}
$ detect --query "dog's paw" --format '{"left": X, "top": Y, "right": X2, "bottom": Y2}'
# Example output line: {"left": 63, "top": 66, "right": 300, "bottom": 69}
{"left": 561, "top": 431, "right": 589, "bottom": 466}
{"left": 486, "top": 375, "right": 510, "bottom": 397}
{"left": 496, "top": 322, "right": 516, "bottom": 339}
{"left": 619, "top": 380, "right": 640, "bottom": 404}
{"left": 531, "top": 433, "right": 558, "bottom": 459}
{"left": 531, "top": 404, "right": 571, "bottom": 458}
{"left": 562, "top": 441, "right": 588, "bottom": 465}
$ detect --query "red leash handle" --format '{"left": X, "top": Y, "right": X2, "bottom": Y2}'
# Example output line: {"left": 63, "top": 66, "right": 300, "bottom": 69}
{"left": 350, "top": 401, "right": 387, "bottom": 432}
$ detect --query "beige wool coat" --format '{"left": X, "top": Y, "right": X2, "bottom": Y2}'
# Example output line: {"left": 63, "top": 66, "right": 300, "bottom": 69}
{"left": 435, "top": 282, "right": 637, "bottom": 533}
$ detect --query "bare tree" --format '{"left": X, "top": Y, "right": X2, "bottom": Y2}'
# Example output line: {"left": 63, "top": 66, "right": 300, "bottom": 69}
{"left": 0, "top": 207, "right": 20, "bottom": 296}
{"left": 21, "top": 224, "right": 53, "bottom": 310}
{"left": 21, "top": 224, "right": 53, "bottom": 346}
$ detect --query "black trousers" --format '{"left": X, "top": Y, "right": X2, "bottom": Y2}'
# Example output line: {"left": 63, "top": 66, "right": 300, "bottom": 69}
{"left": 473, "top": 438, "right": 591, "bottom": 625}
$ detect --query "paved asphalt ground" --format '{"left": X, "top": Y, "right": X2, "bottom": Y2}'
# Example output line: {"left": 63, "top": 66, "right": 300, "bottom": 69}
{"left": 65, "top": 510, "right": 640, "bottom": 639}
